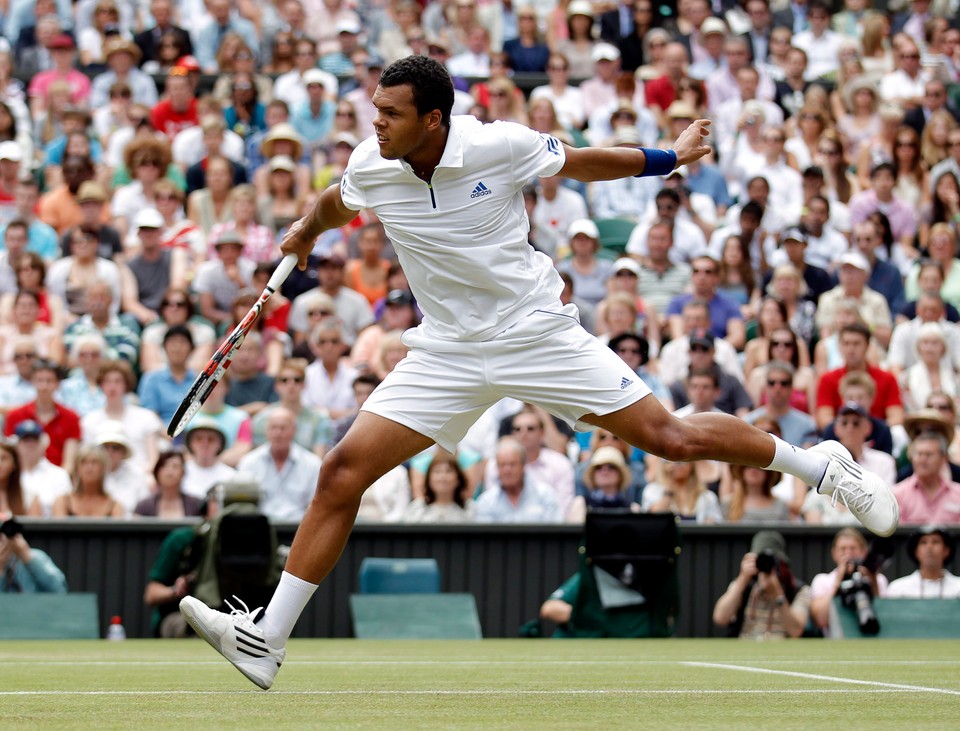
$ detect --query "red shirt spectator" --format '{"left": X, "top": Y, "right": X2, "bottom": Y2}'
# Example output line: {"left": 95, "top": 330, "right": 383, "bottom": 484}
{"left": 149, "top": 71, "right": 199, "bottom": 139}
{"left": 816, "top": 364, "right": 902, "bottom": 421}
{"left": 5, "top": 402, "right": 81, "bottom": 468}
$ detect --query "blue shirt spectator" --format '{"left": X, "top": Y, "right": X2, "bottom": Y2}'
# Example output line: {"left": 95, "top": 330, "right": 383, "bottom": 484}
{"left": 139, "top": 367, "right": 194, "bottom": 427}
{"left": 291, "top": 99, "right": 336, "bottom": 145}
{"left": 686, "top": 161, "right": 733, "bottom": 212}
{"left": 192, "top": 9, "right": 259, "bottom": 73}
{"left": 0, "top": 539, "right": 68, "bottom": 593}
{"left": 0, "top": 221, "right": 59, "bottom": 261}
{"left": 667, "top": 292, "right": 744, "bottom": 342}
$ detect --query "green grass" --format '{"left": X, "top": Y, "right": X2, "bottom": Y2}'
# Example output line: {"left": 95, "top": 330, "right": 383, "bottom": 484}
{"left": 3, "top": 639, "right": 960, "bottom": 730}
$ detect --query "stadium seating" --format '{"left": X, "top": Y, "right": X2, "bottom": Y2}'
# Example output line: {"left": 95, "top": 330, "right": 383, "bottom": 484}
{"left": 357, "top": 557, "right": 441, "bottom": 594}
{"left": 594, "top": 218, "right": 636, "bottom": 256}
{"left": 351, "top": 557, "right": 482, "bottom": 639}
{"left": 830, "top": 597, "right": 960, "bottom": 639}
{"left": 0, "top": 594, "right": 100, "bottom": 639}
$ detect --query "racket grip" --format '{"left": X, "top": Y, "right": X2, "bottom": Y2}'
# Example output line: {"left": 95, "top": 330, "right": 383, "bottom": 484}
{"left": 267, "top": 254, "right": 299, "bottom": 293}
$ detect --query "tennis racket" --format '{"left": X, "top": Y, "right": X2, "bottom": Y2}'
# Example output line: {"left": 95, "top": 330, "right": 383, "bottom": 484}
{"left": 167, "top": 253, "right": 299, "bottom": 438}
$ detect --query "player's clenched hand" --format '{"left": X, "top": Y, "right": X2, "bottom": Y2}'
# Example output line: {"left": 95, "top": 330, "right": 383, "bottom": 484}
{"left": 280, "top": 216, "right": 316, "bottom": 271}
{"left": 672, "top": 119, "right": 712, "bottom": 167}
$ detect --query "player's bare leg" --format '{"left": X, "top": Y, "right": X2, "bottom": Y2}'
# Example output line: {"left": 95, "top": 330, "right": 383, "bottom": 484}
{"left": 584, "top": 395, "right": 898, "bottom": 536}
{"left": 283, "top": 412, "right": 434, "bottom": 582}
{"left": 181, "top": 412, "right": 433, "bottom": 689}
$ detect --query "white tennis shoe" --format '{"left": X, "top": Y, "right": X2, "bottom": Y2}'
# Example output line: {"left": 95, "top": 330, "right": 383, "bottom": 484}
{"left": 180, "top": 595, "right": 285, "bottom": 690}
{"left": 812, "top": 440, "right": 899, "bottom": 537}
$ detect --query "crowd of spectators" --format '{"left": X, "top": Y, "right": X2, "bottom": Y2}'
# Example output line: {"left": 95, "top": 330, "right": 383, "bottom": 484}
{"left": 0, "top": 0, "right": 959, "bottom": 540}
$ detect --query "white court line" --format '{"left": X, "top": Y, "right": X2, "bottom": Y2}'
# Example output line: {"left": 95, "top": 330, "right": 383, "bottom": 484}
{"left": 5, "top": 659, "right": 960, "bottom": 667}
{"left": 0, "top": 689, "right": 931, "bottom": 697}
{"left": 684, "top": 662, "right": 960, "bottom": 697}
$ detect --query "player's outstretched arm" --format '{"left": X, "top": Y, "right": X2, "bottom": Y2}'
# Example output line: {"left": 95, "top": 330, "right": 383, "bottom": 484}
{"left": 558, "top": 119, "right": 712, "bottom": 182}
{"left": 280, "top": 183, "right": 357, "bottom": 270}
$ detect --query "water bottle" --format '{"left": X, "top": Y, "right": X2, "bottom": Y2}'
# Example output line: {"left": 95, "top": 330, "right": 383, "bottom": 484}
{"left": 107, "top": 615, "right": 126, "bottom": 641}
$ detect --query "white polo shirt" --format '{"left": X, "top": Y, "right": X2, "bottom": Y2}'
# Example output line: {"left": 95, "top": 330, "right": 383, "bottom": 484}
{"left": 340, "top": 116, "right": 566, "bottom": 342}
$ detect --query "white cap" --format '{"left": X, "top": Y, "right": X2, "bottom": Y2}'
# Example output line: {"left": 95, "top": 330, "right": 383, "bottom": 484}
{"left": 268, "top": 154, "right": 297, "bottom": 173}
{"left": 611, "top": 126, "right": 641, "bottom": 146}
{"left": 336, "top": 18, "right": 361, "bottom": 34}
{"left": 613, "top": 258, "right": 641, "bottom": 276}
{"left": 838, "top": 250, "right": 870, "bottom": 272}
{"left": 0, "top": 140, "right": 22, "bottom": 162}
{"left": 134, "top": 208, "right": 164, "bottom": 229}
{"left": 700, "top": 17, "right": 727, "bottom": 36}
{"left": 667, "top": 165, "right": 688, "bottom": 179}
{"left": 567, "top": 0, "right": 594, "bottom": 17}
{"left": 591, "top": 42, "right": 620, "bottom": 63}
{"left": 568, "top": 218, "right": 600, "bottom": 239}
{"left": 94, "top": 423, "right": 133, "bottom": 459}
{"left": 302, "top": 68, "right": 335, "bottom": 89}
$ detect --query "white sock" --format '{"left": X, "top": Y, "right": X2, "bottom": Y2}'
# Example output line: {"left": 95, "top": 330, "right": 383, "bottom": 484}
{"left": 765, "top": 436, "right": 829, "bottom": 488}
{"left": 257, "top": 571, "right": 318, "bottom": 646}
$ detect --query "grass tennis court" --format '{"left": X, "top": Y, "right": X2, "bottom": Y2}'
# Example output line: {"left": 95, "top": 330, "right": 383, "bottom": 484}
{"left": 4, "top": 639, "right": 960, "bottom": 730}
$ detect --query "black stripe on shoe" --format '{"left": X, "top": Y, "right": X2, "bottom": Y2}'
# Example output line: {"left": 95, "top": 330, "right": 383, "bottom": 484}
{"left": 833, "top": 454, "right": 863, "bottom": 478}
{"left": 236, "top": 626, "right": 267, "bottom": 643}
{"left": 237, "top": 646, "right": 269, "bottom": 659}
{"left": 237, "top": 636, "right": 270, "bottom": 654}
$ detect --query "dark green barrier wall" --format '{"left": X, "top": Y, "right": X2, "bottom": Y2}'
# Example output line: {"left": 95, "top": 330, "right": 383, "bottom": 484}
{"left": 22, "top": 521, "right": 947, "bottom": 639}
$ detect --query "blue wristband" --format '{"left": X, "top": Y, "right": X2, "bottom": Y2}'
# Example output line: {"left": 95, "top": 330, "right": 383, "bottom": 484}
{"left": 635, "top": 147, "right": 678, "bottom": 177}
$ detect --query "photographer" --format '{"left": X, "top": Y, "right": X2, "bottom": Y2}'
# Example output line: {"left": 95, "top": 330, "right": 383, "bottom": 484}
{"left": 713, "top": 530, "right": 811, "bottom": 639}
{"left": 0, "top": 513, "right": 68, "bottom": 593}
{"left": 810, "top": 527, "right": 889, "bottom": 635}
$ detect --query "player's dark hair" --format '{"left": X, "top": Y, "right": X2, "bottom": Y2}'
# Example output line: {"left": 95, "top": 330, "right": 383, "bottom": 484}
{"left": 380, "top": 55, "right": 454, "bottom": 126}
{"left": 840, "top": 322, "right": 871, "bottom": 342}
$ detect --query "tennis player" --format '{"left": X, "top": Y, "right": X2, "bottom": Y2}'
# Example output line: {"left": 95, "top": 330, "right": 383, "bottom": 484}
{"left": 181, "top": 55, "right": 898, "bottom": 689}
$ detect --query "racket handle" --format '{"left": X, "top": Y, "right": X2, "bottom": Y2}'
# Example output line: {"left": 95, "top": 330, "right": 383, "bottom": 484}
{"left": 267, "top": 254, "right": 299, "bottom": 293}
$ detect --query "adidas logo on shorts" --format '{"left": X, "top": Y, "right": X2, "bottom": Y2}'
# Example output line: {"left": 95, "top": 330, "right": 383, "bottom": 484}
{"left": 470, "top": 181, "right": 492, "bottom": 198}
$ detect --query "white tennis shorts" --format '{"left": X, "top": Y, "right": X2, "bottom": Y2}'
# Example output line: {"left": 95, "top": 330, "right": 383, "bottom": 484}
{"left": 361, "top": 304, "right": 652, "bottom": 451}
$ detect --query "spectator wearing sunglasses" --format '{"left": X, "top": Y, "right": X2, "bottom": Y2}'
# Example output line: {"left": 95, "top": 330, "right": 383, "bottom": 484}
{"left": 744, "top": 362, "right": 817, "bottom": 448}
{"left": 252, "top": 358, "right": 332, "bottom": 457}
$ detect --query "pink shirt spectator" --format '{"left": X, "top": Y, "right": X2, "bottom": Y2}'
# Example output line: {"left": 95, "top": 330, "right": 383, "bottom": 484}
{"left": 893, "top": 475, "right": 960, "bottom": 525}
{"left": 28, "top": 70, "right": 92, "bottom": 106}
{"left": 209, "top": 221, "right": 278, "bottom": 264}
{"left": 848, "top": 189, "right": 918, "bottom": 243}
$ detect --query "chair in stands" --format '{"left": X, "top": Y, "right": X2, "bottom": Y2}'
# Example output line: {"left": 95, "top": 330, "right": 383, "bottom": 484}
{"left": 358, "top": 557, "right": 441, "bottom": 594}
{"left": 350, "top": 557, "right": 482, "bottom": 639}
{"left": 595, "top": 218, "right": 637, "bottom": 257}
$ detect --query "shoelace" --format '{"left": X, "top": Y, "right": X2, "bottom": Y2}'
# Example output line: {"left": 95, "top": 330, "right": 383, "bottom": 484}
{"left": 224, "top": 596, "right": 265, "bottom": 633}
{"left": 829, "top": 476, "right": 876, "bottom": 515}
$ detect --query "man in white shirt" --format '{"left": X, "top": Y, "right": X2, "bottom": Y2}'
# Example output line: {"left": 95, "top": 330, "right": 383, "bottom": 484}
{"left": 182, "top": 417, "right": 236, "bottom": 499}
{"left": 475, "top": 438, "right": 561, "bottom": 523}
{"left": 237, "top": 407, "right": 321, "bottom": 523}
{"left": 880, "top": 39, "right": 929, "bottom": 110}
{"left": 626, "top": 188, "right": 706, "bottom": 264}
{"left": 483, "top": 408, "right": 575, "bottom": 516}
{"left": 886, "top": 525, "right": 960, "bottom": 599}
{"left": 287, "top": 254, "right": 374, "bottom": 343}
{"left": 530, "top": 174, "right": 588, "bottom": 260}
{"left": 791, "top": 0, "right": 844, "bottom": 81}
{"left": 180, "top": 56, "right": 898, "bottom": 691}
{"left": 445, "top": 25, "right": 491, "bottom": 78}
{"left": 15, "top": 420, "right": 70, "bottom": 517}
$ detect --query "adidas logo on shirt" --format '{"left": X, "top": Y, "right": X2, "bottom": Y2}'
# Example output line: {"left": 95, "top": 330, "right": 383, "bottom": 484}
{"left": 620, "top": 377, "right": 633, "bottom": 390}
{"left": 470, "top": 181, "right": 491, "bottom": 198}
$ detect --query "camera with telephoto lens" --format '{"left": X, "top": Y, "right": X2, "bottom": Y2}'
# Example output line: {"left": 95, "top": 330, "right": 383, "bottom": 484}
{"left": 837, "top": 538, "right": 894, "bottom": 635}
{"left": 0, "top": 517, "right": 23, "bottom": 538}
{"left": 755, "top": 549, "right": 779, "bottom": 574}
